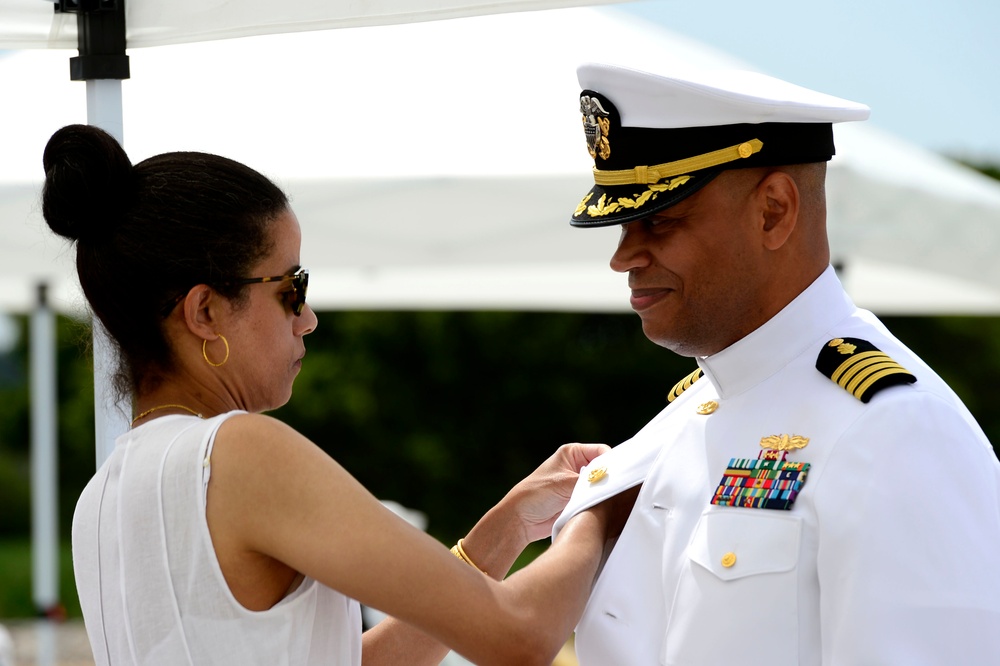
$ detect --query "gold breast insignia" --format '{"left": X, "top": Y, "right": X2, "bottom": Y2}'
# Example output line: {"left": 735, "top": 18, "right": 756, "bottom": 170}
{"left": 760, "top": 434, "right": 810, "bottom": 452}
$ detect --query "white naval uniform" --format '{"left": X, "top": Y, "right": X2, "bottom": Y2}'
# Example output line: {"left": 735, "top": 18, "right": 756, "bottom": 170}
{"left": 554, "top": 266, "right": 1000, "bottom": 665}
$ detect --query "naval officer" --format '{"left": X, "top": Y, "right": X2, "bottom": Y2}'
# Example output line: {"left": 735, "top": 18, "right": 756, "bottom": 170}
{"left": 554, "top": 63, "right": 1000, "bottom": 665}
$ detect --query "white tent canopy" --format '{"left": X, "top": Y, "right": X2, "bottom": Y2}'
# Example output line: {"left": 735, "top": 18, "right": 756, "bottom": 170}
{"left": 4, "top": 6, "right": 1000, "bottom": 315}
{"left": 0, "top": 0, "right": 628, "bottom": 48}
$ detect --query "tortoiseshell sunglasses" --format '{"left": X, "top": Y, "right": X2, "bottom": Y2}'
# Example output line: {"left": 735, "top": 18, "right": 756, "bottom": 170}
{"left": 160, "top": 268, "right": 309, "bottom": 317}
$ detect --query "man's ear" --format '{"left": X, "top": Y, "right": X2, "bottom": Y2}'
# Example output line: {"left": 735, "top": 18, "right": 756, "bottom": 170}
{"left": 758, "top": 170, "right": 800, "bottom": 251}
{"left": 180, "top": 284, "right": 224, "bottom": 341}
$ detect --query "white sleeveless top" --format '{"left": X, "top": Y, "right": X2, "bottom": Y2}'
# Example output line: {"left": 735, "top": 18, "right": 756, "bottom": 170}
{"left": 72, "top": 412, "right": 362, "bottom": 666}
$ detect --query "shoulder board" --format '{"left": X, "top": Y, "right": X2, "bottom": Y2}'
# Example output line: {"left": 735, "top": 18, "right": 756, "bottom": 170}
{"left": 667, "top": 368, "right": 703, "bottom": 403}
{"left": 816, "top": 337, "right": 916, "bottom": 403}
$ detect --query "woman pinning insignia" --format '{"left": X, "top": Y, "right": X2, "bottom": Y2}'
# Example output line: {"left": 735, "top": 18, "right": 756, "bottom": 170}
{"left": 45, "top": 124, "right": 634, "bottom": 666}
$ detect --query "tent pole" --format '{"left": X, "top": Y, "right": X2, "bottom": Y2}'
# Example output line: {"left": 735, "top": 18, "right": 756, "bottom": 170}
{"left": 56, "top": 0, "right": 131, "bottom": 466}
{"left": 85, "top": 79, "right": 129, "bottom": 466}
{"left": 29, "top": 283, "right": 59, "bottom": 618}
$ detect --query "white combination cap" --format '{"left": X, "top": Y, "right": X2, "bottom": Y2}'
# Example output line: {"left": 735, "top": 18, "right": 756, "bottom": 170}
{"left": 572, "top": 63, "right": 870, "bottom": 227}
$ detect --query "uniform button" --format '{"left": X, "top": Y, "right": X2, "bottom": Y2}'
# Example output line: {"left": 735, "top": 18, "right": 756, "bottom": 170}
{"left": 721, "top": 552, "right": 737, "bottom": 568}
{"left": 696, "top": 400, "right": 718, "bottom": 415}
{"left": 587, "top": 466, "right": 608, "bottom": 483}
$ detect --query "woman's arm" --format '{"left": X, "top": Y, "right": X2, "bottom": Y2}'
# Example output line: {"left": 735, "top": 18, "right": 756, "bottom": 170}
{"left": 208, "top": 414, "right": 620, "bottom": 666}
{"left": 360, "top": 441, "right": 611, "bottom": 665}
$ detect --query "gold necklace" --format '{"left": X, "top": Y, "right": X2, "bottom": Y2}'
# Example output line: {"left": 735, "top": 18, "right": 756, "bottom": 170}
{"left": 131, "top": 404, "right": 204, "bottom": 427}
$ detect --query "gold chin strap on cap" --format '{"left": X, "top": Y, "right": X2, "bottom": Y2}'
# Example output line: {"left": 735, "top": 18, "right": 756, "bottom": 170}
{"left": 202, "top": 334, "right": 230, "bottom": 367}
{"left": 593, "top": 139, "right": 763, "bottom": 186}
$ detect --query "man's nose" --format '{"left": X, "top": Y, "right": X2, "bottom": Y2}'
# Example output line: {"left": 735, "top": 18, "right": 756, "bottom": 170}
{"left": 609, "top": 222, "right": 651, "bottom": 274}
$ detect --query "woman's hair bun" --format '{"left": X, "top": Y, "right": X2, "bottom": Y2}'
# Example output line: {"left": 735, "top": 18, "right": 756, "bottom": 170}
{"left": 42, "top": 124, "right": 135, "bottom": 243}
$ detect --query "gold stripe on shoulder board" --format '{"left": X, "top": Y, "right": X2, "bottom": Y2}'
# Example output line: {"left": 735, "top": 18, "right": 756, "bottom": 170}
{"left": 667, "top": 368, "right": 703, "bottom": 403}
{"left": 816, "top": 337, "right": 916, "bottom": 403}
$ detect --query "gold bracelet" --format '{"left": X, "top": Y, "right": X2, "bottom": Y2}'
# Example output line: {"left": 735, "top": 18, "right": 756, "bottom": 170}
{"left": 450, "top": 538, "right": 485, "bottom": 574}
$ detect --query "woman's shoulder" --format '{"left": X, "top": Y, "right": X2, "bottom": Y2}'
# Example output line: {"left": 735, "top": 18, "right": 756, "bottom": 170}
{"left": 215, "top": 411, "right": 305, "bottom": 447}
{"left": 212, "top": 412, "right": 325, "bottom": 478}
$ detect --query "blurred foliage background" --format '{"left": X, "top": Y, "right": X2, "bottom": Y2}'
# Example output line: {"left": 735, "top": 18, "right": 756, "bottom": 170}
{"left": 1, "top": 162, "right": 998, "bottom": 618}
{"left": 3, "top": 310, "right": 1000, "bottom": 618}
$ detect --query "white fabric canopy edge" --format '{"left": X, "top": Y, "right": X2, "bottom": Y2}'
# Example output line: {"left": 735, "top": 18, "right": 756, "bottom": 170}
{"left": 0, "top": 0, "right": 632, "bottom": 49}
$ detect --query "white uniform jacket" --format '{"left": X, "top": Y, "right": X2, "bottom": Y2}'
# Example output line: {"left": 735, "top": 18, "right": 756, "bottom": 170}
{"left": 554, "top": 266, "right": 1000, "bottom": 665}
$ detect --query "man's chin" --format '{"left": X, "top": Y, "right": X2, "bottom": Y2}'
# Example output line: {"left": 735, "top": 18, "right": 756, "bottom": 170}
{"left": 637, "top": 321, "right": 705, "bottom": 358}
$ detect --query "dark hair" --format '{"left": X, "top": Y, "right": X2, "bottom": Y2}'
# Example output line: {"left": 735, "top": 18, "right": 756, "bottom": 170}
{"left": 42, "top": 124, "right": 289, "bottom": 401}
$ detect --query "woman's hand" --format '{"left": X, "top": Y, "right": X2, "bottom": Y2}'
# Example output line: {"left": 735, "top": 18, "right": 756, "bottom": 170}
{"left": 503, "top": 442, "right": 610, "bottom": 544}
{"left": 453, "top": 443, "right": 609, "bottom": 582}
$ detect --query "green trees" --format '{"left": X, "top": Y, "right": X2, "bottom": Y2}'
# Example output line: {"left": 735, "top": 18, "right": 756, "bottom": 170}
{"left": 3, "top": 310, "right": 1000, "bottom": 550}
{"left": 270, "top": 311, "right": 694, "bottom": 541}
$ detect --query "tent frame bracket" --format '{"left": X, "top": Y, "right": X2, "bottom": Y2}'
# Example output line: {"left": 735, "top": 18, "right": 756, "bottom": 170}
{"left": 54, "top": 0, "right": 130, "bottom": 81}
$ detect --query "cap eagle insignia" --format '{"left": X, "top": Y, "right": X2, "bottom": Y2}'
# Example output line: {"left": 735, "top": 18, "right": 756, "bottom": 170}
{"left": 580, "top": 95, "right": 611, "bottom": 160}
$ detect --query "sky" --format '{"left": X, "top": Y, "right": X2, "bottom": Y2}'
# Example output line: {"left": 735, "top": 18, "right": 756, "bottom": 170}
{"left": 619, "top": 0, "right": 1000, "bottom": 163}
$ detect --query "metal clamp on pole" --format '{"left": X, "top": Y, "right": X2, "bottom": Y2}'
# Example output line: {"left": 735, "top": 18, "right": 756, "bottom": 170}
{"left": 54, "top": 0, "right": 130, "bottom": 81}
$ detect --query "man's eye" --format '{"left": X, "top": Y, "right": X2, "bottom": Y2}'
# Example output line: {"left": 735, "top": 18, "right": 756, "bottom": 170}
{"left": 648, "top": 213, "right": 685, "bottom": 230}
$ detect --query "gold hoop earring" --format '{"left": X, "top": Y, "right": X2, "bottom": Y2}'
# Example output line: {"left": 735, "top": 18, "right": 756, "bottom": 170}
{"left": 202, "top": 334, "right": 230, "bottom": 367}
